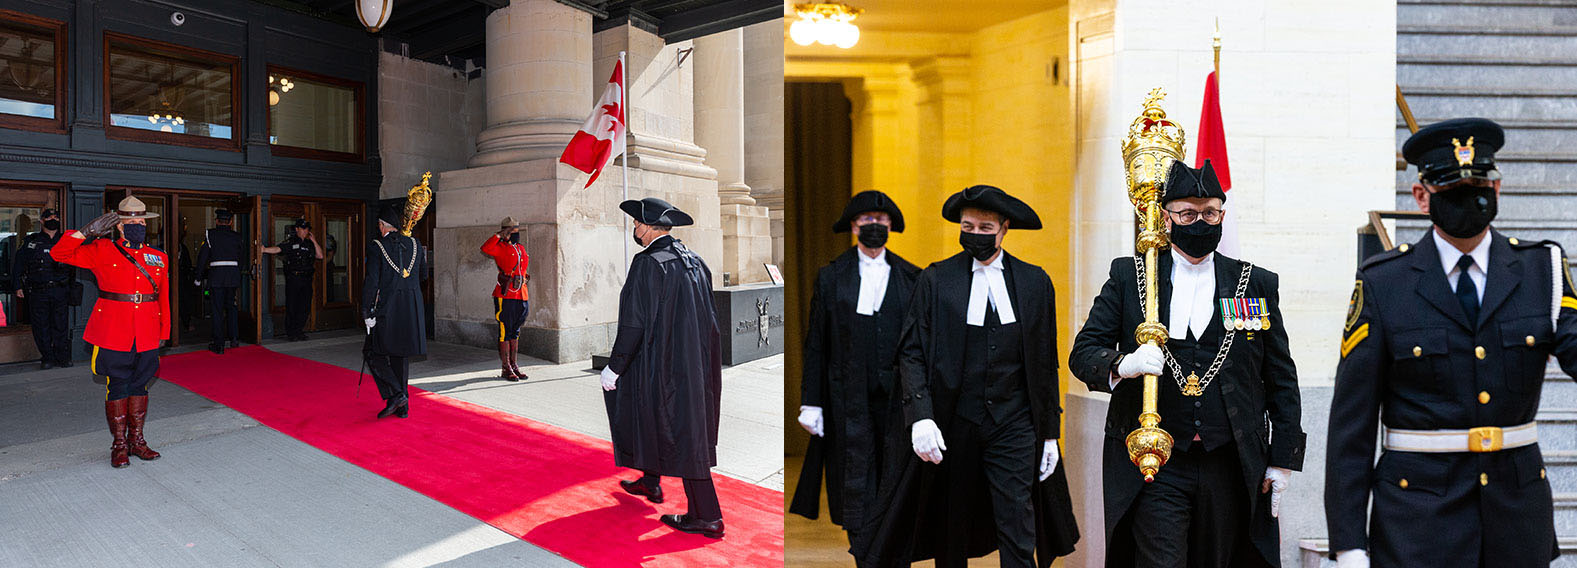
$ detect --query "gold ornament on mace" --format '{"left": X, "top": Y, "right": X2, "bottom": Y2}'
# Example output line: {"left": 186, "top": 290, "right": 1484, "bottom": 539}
{"left": 1120, "top": 88, "right": 1186, "bottom": 483}
{"left": 402, "top": 171, "right": 433, "bottom": 238}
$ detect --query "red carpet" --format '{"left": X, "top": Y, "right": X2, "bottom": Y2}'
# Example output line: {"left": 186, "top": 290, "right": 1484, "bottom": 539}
{"left": 159, "top": 345, "right": 783, "bottom": 567}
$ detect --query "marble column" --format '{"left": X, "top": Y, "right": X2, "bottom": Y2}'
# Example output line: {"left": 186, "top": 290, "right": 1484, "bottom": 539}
{"left": 469, "top": 0, "right": 592, "bottom": 167}
{"left": 696, "top": 28, "right": 772, "bottom": 284}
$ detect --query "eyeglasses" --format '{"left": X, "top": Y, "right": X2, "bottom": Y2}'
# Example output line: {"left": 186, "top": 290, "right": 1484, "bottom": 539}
{"left": 1164, "top": 208, "right": 1226, "bottom": 225}
{"left": 856, "top": 214, "right": 888, "bottom": 224}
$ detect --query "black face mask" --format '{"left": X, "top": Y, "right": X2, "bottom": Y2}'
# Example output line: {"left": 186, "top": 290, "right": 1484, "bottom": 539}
{"left": 43, "top": 219, "right": 60, "bottom": 231}
{"left": 959, "top": 230, "right": 999, "bottom": 262}
{"left": 857, "top": 223, "right": 889, "bottom": 249}
{"left": 1428, "top": 184, "right": 1497, "bottom": 239}
{"left": 633, "top": 226, "right": 646, "bottom": 247}
{"left": 122, "top": 224, "right": 147, "bottom": 246}
{"left": 507, "top": 232, "right": 520, "bottom": 244}
{"left": 1169, "top": 219, "right": 1222, "bottom": 258}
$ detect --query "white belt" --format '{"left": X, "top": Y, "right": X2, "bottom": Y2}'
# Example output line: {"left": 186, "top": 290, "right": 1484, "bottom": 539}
{"left": 1383, "top": 422, "right": 1537, "bottom": 453}
{"left": 208, "top": 261, "right": 238, "bottom": 267}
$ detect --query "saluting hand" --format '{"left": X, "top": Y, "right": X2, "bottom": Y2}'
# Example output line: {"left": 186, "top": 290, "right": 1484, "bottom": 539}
{"left": 80, "top": 212, "right": 120, "bottom": 238}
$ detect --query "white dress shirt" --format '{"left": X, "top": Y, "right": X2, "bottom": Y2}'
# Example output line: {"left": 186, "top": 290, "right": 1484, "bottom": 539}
{"left": 1168, "top": 248, "right": 1216, "bottom": 341}
{"left": 967, "top": 254, "right": 1016, "bottom": 326}
{"left": 855, "top": 249, "right": 891, "bottom": 316}
{"left": 1434, "top": 229, "right": 1488, "bottom": 303}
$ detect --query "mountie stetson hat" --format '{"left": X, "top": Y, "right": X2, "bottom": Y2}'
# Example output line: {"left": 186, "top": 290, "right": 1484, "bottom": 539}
{"left": 620, "top": 197, "right": 694, "bottom": 227}
{"left": 832, "top": 190, "right": 905, "bottom": 233}
{"left": 377, "top": 203, "right": 404, "bottom": 228}
{"left": 215, "top": 209, "right": 233, "bottom": 222}
{"left": 116, "top": 196, "right": 159, "bottom": 220}
{"left": 1402, "top": 117, "right": 1504, "bottom": 186}
{"left": 500, "top": 216, "right": 520, "bottom": 228}
{"left": 1161, "top": 160, "right": 1227, "bottom": 204}
{"left": 941, "top": 185, "right": 1042, "bottom": 230}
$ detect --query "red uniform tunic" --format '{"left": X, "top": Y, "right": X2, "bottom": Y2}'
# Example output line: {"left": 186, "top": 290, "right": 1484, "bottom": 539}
{"left": 480, "top": 234, "right": 529, "bottom": 301}
{"left": 51, "top": 231, "right": 170, "bottom": 352}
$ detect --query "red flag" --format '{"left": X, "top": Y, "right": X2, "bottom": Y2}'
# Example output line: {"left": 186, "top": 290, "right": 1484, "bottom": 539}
{"left": 559, "top": 60, "right": 626, "bottom": 188}
{"left": 1195, "top": 70, "right": 1238, "bottom": 256}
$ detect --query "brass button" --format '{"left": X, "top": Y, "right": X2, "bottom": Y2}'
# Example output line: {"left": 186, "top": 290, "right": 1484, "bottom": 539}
{"left": 1541, "top": 468, "right": 1547, "bottom": 479}
{"left": 1526, "top": 335, "right": 1536, "bottom": 346}
{"left": 1475, "top": 346, "right": 1486, "bottom": 360}
{"left": 1399, "top": 478, "right": 1409, "bottom": 489}
{"left": 1413, "top": 346, "right": 1423, "bottom": 357}
{"left": 1399, "top": 244, "right": 1411, "bottom": 252}
{"left": 1509, "top": 237, "right": 1520, "bottom": 245}
{"left": 1480, "top": 473, "right": 1489, "bottom": 486}
{"left": 1479, "top": 391, "right": 1491, "bottom": 404}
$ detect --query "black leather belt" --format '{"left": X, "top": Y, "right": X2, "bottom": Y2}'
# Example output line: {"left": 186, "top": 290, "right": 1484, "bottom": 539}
{"left": 99, "top": 291, "right": 159, "bottom": 304}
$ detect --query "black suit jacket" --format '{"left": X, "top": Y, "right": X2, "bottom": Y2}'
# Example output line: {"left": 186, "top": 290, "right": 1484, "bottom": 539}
{"left": 195, "top": 227, "right": 245, "bottom": 288}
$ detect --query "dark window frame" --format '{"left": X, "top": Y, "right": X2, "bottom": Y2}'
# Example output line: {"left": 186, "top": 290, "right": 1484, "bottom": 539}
{"left": 265, "top": 64, "right": 365, "bottom": 163}
{"left": 102, "top": 32, "right": 241, "bottom": 152}
{"left": 0, "top": 9, "right": 68, "bottom": 134}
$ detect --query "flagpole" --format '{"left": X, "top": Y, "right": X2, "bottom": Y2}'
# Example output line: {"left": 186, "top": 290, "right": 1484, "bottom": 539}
{"left": 1212, "top": 18, "right": 1221, "bottom": 78}
{"left": 620, "top": 50, "right": 630, "bottom": 273}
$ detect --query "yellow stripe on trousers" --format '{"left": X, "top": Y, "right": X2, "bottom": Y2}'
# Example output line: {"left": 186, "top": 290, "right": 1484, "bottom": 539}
{"left": 93, "top": 346, "right": 106, "bottom": 400}
{"left": 496, "top": 297, "right": 505, "bottom": 342}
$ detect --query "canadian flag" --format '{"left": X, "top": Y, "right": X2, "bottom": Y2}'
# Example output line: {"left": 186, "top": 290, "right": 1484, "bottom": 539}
{"left": 560, "top": 60, "right": 626, "bottom": 188}
{"left": 1195, "top": 70, "right": 1237, "bottom": 257}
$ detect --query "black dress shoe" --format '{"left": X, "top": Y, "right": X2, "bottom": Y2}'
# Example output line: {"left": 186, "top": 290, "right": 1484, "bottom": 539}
{"left": 377, "top": 396, "right": 406, "bottom": 419}
{"left": 660, "top": 514, "right": 723, "bottom": 539}
{"left": 619, "top": 479, "right": 664, "bottom": 503}
{"left": 395, "top": 403, "right": 408, "bottom": 418}
{"left": 56, "top": 360, "right": 72, "bottom": 368}
{"left": 208, "top": 343, "right": 224, "bottom": 355}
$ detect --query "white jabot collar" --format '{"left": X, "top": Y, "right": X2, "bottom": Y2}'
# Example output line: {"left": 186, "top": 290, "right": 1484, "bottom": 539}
{"left": 967, "top": 254, "right": 1016, "bottom": 326}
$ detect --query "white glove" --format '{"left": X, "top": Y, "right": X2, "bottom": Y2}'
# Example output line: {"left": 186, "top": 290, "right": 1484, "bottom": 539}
{"left": 1335, "top": 549, "right": 1370, "bottom": 568}
{"left": 1039, "top": 441, "right": 1060, "bottom": 481}
{"left": 1116, "top": 343, "right": 1165, "bottom": 379}
{"left": 798, "top": 406, "right": 825, "bottom": 437}
{"left": 363, "top": 318, "right": 376, "bottom": 333}
{"left": 600, "top": 367, "right": 619, "bottom": 391}
{"left": 1262, "top": 466, "right": 1292, "bottom": 517}
{"left": 911, "top": 419, "right": 946, "bottom": 464}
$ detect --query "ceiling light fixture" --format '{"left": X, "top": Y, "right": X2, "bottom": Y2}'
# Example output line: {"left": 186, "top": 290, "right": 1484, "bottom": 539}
{"left": 790, "top": 3, "right": 862, "bottom": 49}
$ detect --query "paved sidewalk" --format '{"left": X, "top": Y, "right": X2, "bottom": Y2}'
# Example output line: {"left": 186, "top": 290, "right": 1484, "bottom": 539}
{"left": 0, "top": 332, "right": 784, "bottom": 567}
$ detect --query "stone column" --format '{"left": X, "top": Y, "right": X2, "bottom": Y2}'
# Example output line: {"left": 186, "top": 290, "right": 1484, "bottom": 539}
{"left": 742, "top": 20, "right": 786, "bottom": 266}
{"left": 469, "top": 0, "right": 592, "bottom": 167}
{"left": 912, "top": 56, "right": 973, "bottom": 248}
{"left": 696, "top": 28, "right": 772, "bottom": 284}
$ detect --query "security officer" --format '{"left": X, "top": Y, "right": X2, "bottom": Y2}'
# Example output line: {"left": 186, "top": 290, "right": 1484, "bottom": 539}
{"left": 51, "top": 196, "right": 169, "bottom": 468}
{"left": 195, "top": 209, "right": 244, "bottom": 354}
{"left": 10, "top": 208, "right": 76, "bottom": 369}
{"left": 261, "top": 218, "right": 322, "bottom": 341}
{"left": 480, "top": 216, "right": 529, "bottom": 381}
{"left": 1326, "top": 118, "right": 1577, "bottom": 567}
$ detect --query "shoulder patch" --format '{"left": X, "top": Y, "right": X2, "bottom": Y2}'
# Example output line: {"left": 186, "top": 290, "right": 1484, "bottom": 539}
{"left": 1346, "top": 279, "right": 1363, "bottom": 332}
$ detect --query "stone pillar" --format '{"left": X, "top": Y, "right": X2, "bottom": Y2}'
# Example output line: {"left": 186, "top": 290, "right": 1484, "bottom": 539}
{"left": 469, "top": 0, "right": 592, "bottom": 167}
{"left": 912, "top": 56, "right": 973, "bottom": 249}
{"left": 696, "top": 28, "right": 772, "bottom": 285}
{"left": 742, "top": 20, "right": 786, "bottom": 266}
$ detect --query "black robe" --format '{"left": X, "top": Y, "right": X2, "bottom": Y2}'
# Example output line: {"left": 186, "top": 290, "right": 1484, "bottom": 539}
{"left": 789, "top": 247, "right": 920, "bottom": 528}
{"left": 604, "top": 235, "right": 722, "bottom": 479}
{"left": 1068, "top": 253, "right": 1303, "bottom": 567}
{"left": 857, "top": 251, "right": 1079, "bottom": 567}
{"left": 361, "top": 232, "right": 428, "bottom": 357}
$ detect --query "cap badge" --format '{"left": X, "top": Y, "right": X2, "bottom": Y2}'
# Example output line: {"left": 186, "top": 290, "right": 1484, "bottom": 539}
{"left": 1453, "top": 136, "right": 1476, "bottom": 167}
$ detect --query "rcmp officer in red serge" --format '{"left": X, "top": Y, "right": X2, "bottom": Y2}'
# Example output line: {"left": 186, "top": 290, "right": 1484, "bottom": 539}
{"left": 480, "top": 216, "right": 530, "bottom": 381}
{"left": 51, "top": 196, "right": 168, "bottom": 469}
{"left": 1327, "top": 118, "right": 1577, "bottom": 567}
{"left": 1071, "top": 161, "right": 1304, "bottom": 567}
{"left": 195, "top": 209, "right": 244, "bottom": 354}
{"left": 789, "top": 190, "right": 921, "bottom": 559}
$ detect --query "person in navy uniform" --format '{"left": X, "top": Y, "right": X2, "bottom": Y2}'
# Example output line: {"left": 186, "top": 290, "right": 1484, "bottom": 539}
{"left": 362, "top": 204, "right": 426, "bottom": 419}
{"left": 1070, "top": 161, "right": 1304, "bottom": 567}
{"left": 261, "top": 218, "right": 322, "bottom": 341}
{"left": 195, "top": 209, "right": 244, "bottom": 354}
{"left": 1326, "top": 118, "right": 1577, "bottom": 568}
{"left": 10, "top": 208, "right": 76, "bottom": 369}
{"left": 788, "top": 191, "right": 920, "bottom": 560}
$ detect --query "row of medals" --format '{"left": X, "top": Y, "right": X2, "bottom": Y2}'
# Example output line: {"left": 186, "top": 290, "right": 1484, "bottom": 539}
{"left": 1230, "top": 317, "right": 1271, "bottom": 331}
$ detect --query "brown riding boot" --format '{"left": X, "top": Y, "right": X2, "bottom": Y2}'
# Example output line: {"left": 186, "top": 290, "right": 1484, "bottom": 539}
{"left": 127, "top": 395, "right": 161, "bottom": 461}
{"left": 104, "top": 398, "right": 130, "bottom": 468}
{"left": 508, "top": 339, "right": 526, "bottom": 380}
{"left": 499, "top": 341, "right": 519, "bottom": 381}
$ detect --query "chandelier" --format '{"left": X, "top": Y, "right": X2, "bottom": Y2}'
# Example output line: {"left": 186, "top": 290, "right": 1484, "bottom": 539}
{"left": 146, "top": 98, "right": 183, "bottom": 132}
{"left": 790, "top": 3, "right": 862, "bottom": 49}
{"left": 268, "top": 75, "right": 295, "bottom": 106}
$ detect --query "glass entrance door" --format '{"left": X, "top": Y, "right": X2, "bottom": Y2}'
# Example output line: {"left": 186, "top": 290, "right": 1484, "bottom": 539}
{"left": 264, "top": 198, "right": 361, "bottom": 336}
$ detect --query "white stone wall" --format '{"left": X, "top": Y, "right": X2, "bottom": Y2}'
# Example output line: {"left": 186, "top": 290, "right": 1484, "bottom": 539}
{"left": 378, "top": 52, "right": 484, "bottom": 199}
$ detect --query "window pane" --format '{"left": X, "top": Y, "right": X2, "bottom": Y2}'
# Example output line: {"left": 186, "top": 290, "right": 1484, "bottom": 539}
{"left": 0, "top": 19, "right": 56, "bottom": 120}
{"left": 269, "top": 73, "right": 357, "bottom": 154}
{"left": 0, "top": 206, "right": 44, "bottom": 328}
{"left": 324, "top": 217, "right": 348, "bottom": 303}
{"left": 107, "top": 38, "right": 233, "bottom": 140}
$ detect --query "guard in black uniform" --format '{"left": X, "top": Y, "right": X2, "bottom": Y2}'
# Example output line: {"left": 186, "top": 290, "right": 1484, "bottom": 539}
{"left": 1070, "top": 161, "right": 1303, "bottom": 568}
{"left": 195, "top": 209, "right": 244, "bottom": 354}
{"left": 10, "top": 208, "right": 76, "bottom": 368}
{"left": 1326, "top": 118, "right": 1577, "bottom": 568}
{"left": 788, "top": 191, "right": 920, "bottom": 559}
{"left": 261, "top": 218, "right": 322, "bottom": 341}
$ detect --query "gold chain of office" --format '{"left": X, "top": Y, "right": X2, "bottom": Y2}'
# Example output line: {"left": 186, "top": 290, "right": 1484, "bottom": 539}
{"left": 1134, "top": 255, "right": 1252, "bottom": 396}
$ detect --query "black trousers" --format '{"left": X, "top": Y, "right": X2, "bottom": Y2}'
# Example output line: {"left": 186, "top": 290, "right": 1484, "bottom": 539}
{"left": 367, "top": 354, "right": 409, "bottom": 402}
{"left": 493, "top": 298, "right": 528, "bottom": 341}
{"left": 638, "top": 470, "right": 723, "bottom": 521}
{"left": 25, "top": 285, "right": 70, "bottom": 363}
{"left": 209, "top": 286, "right": 239, "bottom": 343}
{"left": 1128, "top": 443, "right": 1257, "bottom": 568}
{"left": 92, "top": 344, "right": 159, "bottom": 401}
{"left": 284, "top": 273, "right": 312, "bottom": 336}
{"left": 944, "top": 406, "right": 1037, "bottom": 568}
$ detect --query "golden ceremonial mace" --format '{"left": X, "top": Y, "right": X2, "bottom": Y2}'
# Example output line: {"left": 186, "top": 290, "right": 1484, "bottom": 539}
{"left": 1121, "top": 88, "right": 1186, "bottom": 482}
{"left": 402, "top": 171, "right": 434, "bottom": 237}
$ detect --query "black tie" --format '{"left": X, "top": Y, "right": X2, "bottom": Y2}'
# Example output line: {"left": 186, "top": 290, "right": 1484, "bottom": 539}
{"left": 1456, "top": 254, "right": 1479, "bottom": 324}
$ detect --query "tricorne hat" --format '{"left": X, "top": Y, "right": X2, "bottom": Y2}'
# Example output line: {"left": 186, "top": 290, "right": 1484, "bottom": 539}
{"left": 941, "top": 185, "right": 1041, "bottom": 230}
{"left": 832, "top": 190, "right": 905, "bottom": 233}
{"left": 620, "top": 197, "right": 694, "bottom": 227}
{"left": 1161, "top": 160, "right": 1227, "bottom": 204}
